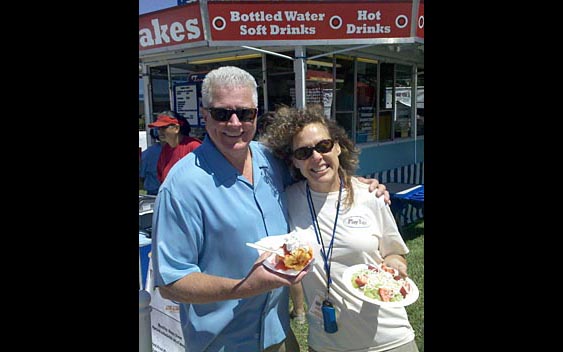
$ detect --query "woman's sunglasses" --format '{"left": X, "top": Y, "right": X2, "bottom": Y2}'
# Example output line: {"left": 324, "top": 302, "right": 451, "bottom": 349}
{"left": 292, "top": 139, "right": 335, "bottom": 160}
{"left": 207, "top": 108, "right": 258, "bottom": 122}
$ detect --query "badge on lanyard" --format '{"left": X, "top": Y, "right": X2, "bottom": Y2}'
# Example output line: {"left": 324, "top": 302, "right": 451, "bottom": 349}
{"left": 321, "top": 299, "right": 338, "bottom": 333}
{"left": 307, "top": 179, "right": 343, "bottom": 335}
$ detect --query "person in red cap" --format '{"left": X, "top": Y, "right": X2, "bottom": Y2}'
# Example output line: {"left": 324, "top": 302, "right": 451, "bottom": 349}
{"left": 148, "top": 110, "right": 202, "bottom": 183}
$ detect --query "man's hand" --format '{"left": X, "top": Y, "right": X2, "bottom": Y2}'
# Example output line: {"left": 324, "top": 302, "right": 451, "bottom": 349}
{"left": 356, "top": 176, "right": 391, "bottom": 205}
{"left": 235, "top": 252, "right": 310, "bottom": 297}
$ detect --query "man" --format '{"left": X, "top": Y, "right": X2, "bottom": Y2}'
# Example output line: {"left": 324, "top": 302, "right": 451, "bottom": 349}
{"left": 139, "top": 128, "right": 162, "bottom": 195}
{"left": 152, "top": 66, "right": 388, "bottom": 351}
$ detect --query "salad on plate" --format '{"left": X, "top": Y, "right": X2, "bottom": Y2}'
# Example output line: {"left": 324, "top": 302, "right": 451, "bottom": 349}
{"left": 343, "top": 263, "right": 419, "bottom": 307}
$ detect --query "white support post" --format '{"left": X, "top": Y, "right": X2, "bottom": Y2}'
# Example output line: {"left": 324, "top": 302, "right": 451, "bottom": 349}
{"left": 294, "top": 46, "right": 306, "bottom": 109}
{"left": 139, "top": 290, "right": 152, "bottom": 352}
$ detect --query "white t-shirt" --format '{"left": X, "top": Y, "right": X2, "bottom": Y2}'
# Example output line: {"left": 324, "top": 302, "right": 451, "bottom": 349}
{"left": 286, "top": 177, "right": 415, "bottom": 352}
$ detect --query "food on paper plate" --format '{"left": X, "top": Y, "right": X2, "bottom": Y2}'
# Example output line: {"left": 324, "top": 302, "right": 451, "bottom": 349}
{"left": 351, "top": 263, "right": 412, "bottom": 303}
{"left": 274, "top": 233, "right": 313, "bottom": 272}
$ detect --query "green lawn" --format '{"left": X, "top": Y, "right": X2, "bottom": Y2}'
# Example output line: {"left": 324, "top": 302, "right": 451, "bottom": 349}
{"left": 291, "top": 220, "right": 424, "bottom": 352}
{"left": 403, "top": 220, "right": 424, "bottom": 352}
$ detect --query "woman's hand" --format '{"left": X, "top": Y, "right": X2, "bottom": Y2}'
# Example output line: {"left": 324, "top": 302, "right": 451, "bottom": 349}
{"left": 383, "top": 254, "right": 408, "bottom": 278}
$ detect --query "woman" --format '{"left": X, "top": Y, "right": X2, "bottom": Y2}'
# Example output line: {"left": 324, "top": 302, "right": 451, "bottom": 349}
{"left": 260, "top": 105, "right": 418, "bottom": 352}
{"left": 148, "top": 110, "right": 202, "bottom": 182}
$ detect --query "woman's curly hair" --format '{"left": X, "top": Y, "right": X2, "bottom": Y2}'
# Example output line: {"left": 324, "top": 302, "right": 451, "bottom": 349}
{"left": 259, "top": 104, "right": 359, "bottom": 208}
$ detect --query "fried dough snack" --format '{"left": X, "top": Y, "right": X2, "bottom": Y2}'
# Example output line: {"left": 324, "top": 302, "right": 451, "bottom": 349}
{"left": 277, "top": 244, "right": 313, "bottom": 271}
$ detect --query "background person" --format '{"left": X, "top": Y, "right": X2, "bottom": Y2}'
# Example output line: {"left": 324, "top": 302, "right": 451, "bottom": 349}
{"left": 148, "top": 110, "right": 202, "bottom": 183}
{"left": 260, "top": 105, "right": 418, "bottom": 352}
{"left": 139, "top": 128, "right": 162, "bottom": 195}
{"left": 152, "top": 67, "right": 390, "bottom": 352}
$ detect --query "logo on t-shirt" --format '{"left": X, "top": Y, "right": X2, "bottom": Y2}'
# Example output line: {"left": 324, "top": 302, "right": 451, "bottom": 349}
{"left": 344, "top": 216, "right": 369, "bottom": 228}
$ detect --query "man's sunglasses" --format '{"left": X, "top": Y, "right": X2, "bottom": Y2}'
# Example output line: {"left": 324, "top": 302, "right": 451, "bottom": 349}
{"left": 207, "top": 108, "right": 258, "bottom": 122}
{"left": 292, "top": 139, "right": 335, "bottom": 160}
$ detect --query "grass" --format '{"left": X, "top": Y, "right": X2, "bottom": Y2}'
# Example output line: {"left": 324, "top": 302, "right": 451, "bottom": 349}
{"left": 403, "top": 220, "right": 424, "bottom": 352}
{"left": 291, "top": 311, "right": 309, "bottom": 352}
{"left": 291, "top": 220, "right": 424, "bottom": 352}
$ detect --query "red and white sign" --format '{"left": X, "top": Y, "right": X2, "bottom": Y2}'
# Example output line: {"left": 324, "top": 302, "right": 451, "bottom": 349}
{"left": 139, "top": 2, "right": 204, "bottom": 52}
{"left": 207, "top": 1, "right": 414, "bottom": 41}
{"left": 138, "top": 1, "right": 423, "bottom": 51}
{"left": 416, "top": 3, "right": 424, "bottom": 39}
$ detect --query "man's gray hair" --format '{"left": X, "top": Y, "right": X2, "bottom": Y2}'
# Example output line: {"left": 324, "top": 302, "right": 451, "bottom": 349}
{"left": 201, "top": 66, "right": 258, "bottom": 108}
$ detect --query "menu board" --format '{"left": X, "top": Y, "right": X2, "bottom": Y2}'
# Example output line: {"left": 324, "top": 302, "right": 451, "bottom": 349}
{"left": 357, "top": 106, "right": 375, "bottom": 143}
{"left": 290, "top": 86, "right": 333, "bottom": 118}
{"left": 174, "top": 83, "right": 201, "bottom": 126}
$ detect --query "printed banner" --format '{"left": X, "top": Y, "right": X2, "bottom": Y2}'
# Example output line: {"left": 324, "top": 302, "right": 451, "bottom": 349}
{"left": 145, "top": 257, "right": 185, "bottom": 352}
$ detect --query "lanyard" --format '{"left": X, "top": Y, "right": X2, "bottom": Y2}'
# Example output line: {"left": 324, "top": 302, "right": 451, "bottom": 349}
{"left": 306, "top": 178, "right": 343, "bottom": 299}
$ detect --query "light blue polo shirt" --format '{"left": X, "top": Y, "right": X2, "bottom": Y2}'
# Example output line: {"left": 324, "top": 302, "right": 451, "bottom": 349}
{"left": 152, "top": 137, "right": 292, "bottom": 352}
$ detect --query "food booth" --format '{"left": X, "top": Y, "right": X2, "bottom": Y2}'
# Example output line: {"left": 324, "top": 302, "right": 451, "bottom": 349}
{"left": 139, "top": 0, "right": 424, "bottom": 176}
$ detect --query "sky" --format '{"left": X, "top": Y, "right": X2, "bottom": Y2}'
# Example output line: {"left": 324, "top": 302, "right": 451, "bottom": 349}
{"left": 139, "top": 0, "right": 177, "bottom": 15}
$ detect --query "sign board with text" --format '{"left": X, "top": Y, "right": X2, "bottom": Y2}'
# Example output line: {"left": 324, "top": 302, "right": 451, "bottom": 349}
{"left": 174, "top": 83, "right": 201, "bottom": 126}
{"left": 207, "top": 1, "right": 422, "bottom": 43}
{"left": 139, "top": 2, "right": 205, "bottom": 52}
{"left": 145, "top": 257, "right": 185, "bottom": 352}
{"left": 139, "top": 1, "right": 423, "bottom": 52}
